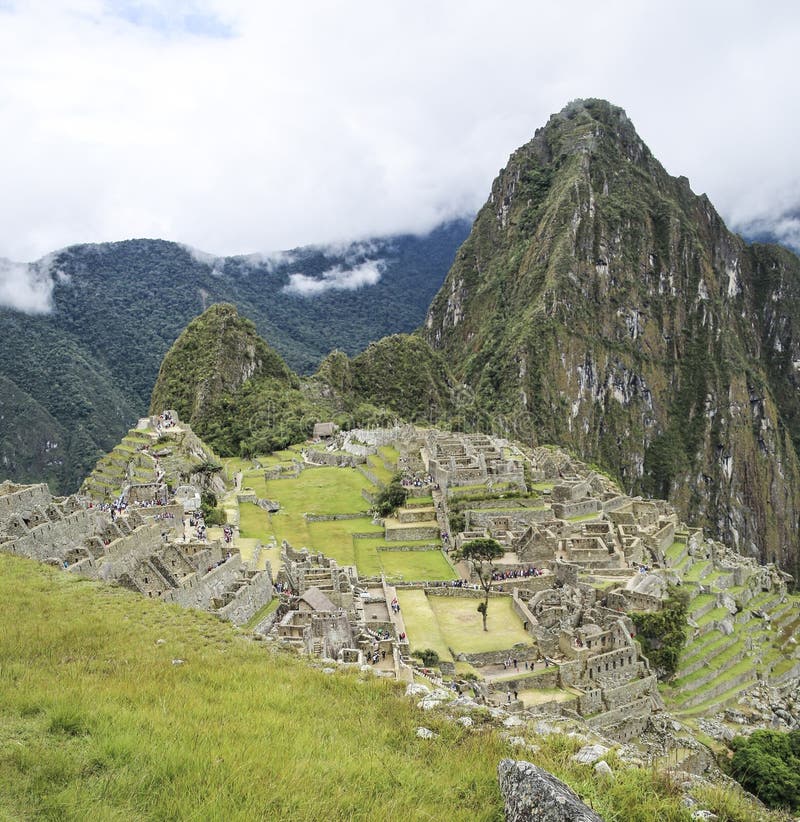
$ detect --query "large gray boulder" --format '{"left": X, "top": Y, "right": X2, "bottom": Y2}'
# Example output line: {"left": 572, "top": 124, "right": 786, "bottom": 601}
{"left": 498, "top": 759, "right": 605, "bottom": 822}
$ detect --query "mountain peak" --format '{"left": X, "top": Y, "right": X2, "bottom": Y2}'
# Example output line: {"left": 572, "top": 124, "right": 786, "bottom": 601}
{"left": 424, "top": 100, "right": 800, "bottom": 579}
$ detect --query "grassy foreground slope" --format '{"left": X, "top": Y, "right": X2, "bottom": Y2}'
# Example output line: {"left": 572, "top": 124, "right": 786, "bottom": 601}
{"left": 0, "top": 555, "right": 782, "bottom": 821}
{"left": 0, "top": 555, "right": 505, "bottom": 821}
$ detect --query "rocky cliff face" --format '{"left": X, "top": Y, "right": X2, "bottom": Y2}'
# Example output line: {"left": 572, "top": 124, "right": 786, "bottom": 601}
{"left": 424, "top": 99, "right": 800, "bottom": 578}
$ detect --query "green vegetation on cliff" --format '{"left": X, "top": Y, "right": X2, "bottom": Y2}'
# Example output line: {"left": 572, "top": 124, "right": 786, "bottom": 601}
{"left": 631, "top": 586, "right": 690, "bottom": 678}
{"left": 149, "top": 306, "right": 462, "bottom": 458}
{"left": 423, "top": 98, "right": 800, "bottom": 578}
{"left": 729, "top": 730, "right": 800, "bottom": 811}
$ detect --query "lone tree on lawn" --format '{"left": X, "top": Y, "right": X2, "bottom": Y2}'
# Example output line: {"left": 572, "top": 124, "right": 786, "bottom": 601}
{"left": 460, "top": 537, "right": 504, "bottom": 631}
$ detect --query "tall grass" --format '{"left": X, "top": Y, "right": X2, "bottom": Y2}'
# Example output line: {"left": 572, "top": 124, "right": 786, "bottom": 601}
{"left": 0, "top": 557, "right": 782, "bottom": 821}
{"left": 0, "top": 556, "right": 505, "bottom": 820}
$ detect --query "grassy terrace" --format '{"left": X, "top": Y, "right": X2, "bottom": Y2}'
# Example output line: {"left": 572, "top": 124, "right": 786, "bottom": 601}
{"left": 397, "top": 588, "right": 454, "bottom": 662}
{"left": 367, "top": 454, "right": 395, "bottom": 484}
{"left": 665, "top": 541, "right": 687, "bottom": 564}
{"left": 425, "top": 595, "right": 533, "bottom": 655}
{"left": 683, "top": 560, "right": 711, "bottom": 583}
{"left": 233, "top": 462, "right": 452, "bottom": 582}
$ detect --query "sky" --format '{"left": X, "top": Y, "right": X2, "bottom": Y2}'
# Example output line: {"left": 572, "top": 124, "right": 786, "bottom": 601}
{"left": 1, "top": 0, "right": 799, "bottom": 267}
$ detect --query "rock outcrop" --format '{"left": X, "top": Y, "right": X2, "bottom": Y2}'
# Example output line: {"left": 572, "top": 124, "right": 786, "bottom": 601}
{"left": 498, "top": 759, "right": 605, "bottom": 822}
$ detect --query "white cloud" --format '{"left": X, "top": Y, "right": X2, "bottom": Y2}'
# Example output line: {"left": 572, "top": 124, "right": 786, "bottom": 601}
{"left": 284, "top": 261, "right": 384, "bottom": 297}
{"left": 0, "top": 258, "right": 55, "bottom": 313}
{"left": 0, "top": 2, "right": 798, "bottom": 260}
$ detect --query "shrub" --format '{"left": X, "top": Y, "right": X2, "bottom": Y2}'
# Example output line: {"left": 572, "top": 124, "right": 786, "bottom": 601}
{"left": 374, "top": 477, "right": 408, "bottom": 517}
{"left": 200, "top": 491, "right": 227, "bottom": 526}
{"left": 416, "top": 648, "right": 440, "bottom": 668}
{"left": 630, "top": 585, "right": 689, "bottom": 679}
{"left": 729, "top": 730, "right": 800, "bottom": 810}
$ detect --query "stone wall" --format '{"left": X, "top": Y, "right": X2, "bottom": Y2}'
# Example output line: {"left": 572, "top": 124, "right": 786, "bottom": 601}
{"left": 511, "top": 590, "right": 538, "bottom": 635}
{"left": 578, "top": 688, "right": 603, "bottom": 716}
{"left": 467, "top": 508, "right": 549, "bottom": 530}
{"left": 96, "top": 523, "right": 165, "bottom": 579}
{"left": 304, "top": 512, "right": 369, "bottom": 522}
{"left": 3, "top": 509, "right": 99, "bottom": 561}
{"left": 425, "top": 587, "right": 504, "bottom": 600}
{"left": 385, "top": 525, "right": 439, "bottom": 542}
{"left": 491, "top": 576, "right": 553, "bottom": 594}
{"left": 307, "top": 450, "right": 365, "bottom": 468}
{"left": 551, "top": 499, "right": 599, "bottom": 519}
{"left": 587, "top": 695, "right": 652, "bottom": 742}
{"left": 217, "top": 569, "right": 274, "bottom": 626}
{"left": 162, "top": 554, "right": 243, "bottom": 610}
{"left": 462, "top": 645, "right": 538, "bottom": 667}
{"left": 0, "top": 483, "right": 52, "bottom": 522}
{"left": 357, "top": 466, "right": 382, "bottom": 486}
{"left": 601, "top": 674, "right": 658, "bottom": 711}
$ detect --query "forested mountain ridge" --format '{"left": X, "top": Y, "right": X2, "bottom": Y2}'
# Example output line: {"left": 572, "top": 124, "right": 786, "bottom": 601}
{"left": 0, "top": 220, "right": 469, "bottom": 493}
{"left": 423, "top": 99, "right": 800, "bottom": 578}
{"left": 149, "top": 304, "right": 461, "bottom": 458}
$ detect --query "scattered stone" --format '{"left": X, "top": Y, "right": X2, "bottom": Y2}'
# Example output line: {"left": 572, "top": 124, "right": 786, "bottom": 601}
{"left": 503, "top": 715, "right": 525, "bottom": 728}
{"left": 698, "top": 719, "right": 734, "bottom": 742}
{"left": 498, "top": 759, "right": 605, "bottom": 822}
{"left": 418, "top": 699, "right": 441, "bottom": 711}
{"left": 416, "top": 727, "right": 437, "bottom": 740}
{"left": 718, "top": 617, "right": 735, "bottom": 636}
{"left": 457, "top": 716, "right": 474, "bottom": 728}
{"left": 691, "top": 811, "right": 718, "bottom": 821}
{"left": 321, "top": 667, "right": 335, "bottom": 675}
{"left": 507, "top": 736, "right": 528, "bottom": 748}
{"left": 405, "top": 683, "right": 430, "bottom": 697}
{"left": 156, "top": 638, "right": 166, "bottom": 645}
{"left": 593, "top": 760, "right": 613, "bottom": 779}
{"left": 171, "top": 658, "right": 185, "bottom": 665}
{"left": 572, "top": 744, "right": 610, "bottom": 765}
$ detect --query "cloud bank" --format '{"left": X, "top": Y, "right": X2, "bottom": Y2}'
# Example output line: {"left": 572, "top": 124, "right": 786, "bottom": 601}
{"left": 284, "top": 261, "right": 384, "bottom": 297}
{"left": 0, "top": 2, "right": 799, "bottom": 260}
{"left": 0, "top": 258, "right": 55, "bottom": 313}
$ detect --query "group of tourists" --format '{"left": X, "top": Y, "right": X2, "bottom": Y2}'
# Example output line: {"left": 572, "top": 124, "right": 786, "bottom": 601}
{"left": 402, "top": 472, "right": 434, "bottom": 489}
{"left": 155, "top": 411, "right": 176, "bottom": 433}
{"left": 188, "top": 513, "right": 207, "bottom": 541}
{"left": 491, "top": 566, "right": 543, "bottom": 581}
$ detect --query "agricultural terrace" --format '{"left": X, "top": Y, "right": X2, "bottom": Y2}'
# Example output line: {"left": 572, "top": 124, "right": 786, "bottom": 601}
{"left": 224, "top": 450, "right": 454, "bottom": 583}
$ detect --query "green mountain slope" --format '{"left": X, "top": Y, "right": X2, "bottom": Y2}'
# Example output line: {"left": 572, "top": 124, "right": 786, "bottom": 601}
{"left": 0, "top": 220, "right": 469, "bottom": 493}
{"left": 149, "top": 306, "right": 461, "bottom": 457}
{"left": 423, "top": 99, "right": 800, "bottom": 577}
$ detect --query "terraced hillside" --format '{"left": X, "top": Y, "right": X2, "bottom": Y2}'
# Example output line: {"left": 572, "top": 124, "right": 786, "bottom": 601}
{"left": 661, "top": 539, "right": 800, "bottom": 720}
{"left": 81, "top": 415, "right": 222, "bottom": 502}
{"left": 225, "top": 436, "right": 455, "bottom": 584}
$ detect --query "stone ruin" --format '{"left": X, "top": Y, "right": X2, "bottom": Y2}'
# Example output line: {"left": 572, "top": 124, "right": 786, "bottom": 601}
{"left": 423, "top": 431, "right": 526, "bottom": 491}
{"left": 269, "top": 543, "right": 405, "bottom": 673}
{"left": 0, "top": 415, "right": 274, "bottom": 627}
